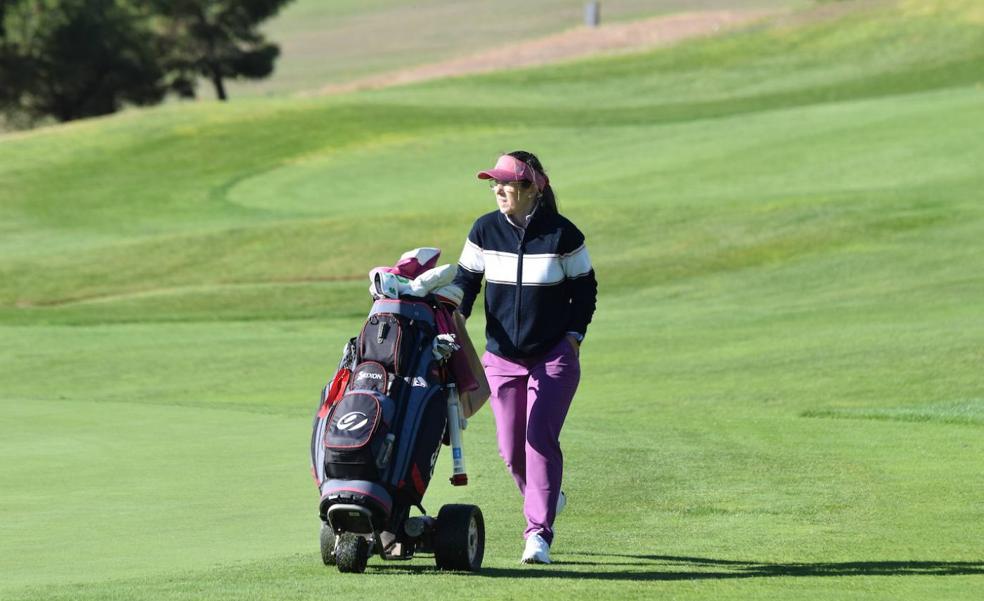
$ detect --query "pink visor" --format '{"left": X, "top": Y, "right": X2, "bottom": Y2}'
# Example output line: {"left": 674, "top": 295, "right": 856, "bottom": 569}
{"left": 477, "top": 155, "right": 548, "bottom": 191}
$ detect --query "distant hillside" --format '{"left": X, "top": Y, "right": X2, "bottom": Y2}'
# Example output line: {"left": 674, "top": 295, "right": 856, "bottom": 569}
{"left": 1, "top": 0, "right": 981, "bottom": 323}
{"left": 228, "top": 0, "right": 812, "bottom": 97}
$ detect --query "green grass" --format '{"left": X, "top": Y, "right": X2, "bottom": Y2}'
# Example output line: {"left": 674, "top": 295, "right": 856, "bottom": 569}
{"left": 2, "top": 1, "right": 983, "bottom": 599}
{"left": 803, "top": 399, "right": 984, "bottom": 425}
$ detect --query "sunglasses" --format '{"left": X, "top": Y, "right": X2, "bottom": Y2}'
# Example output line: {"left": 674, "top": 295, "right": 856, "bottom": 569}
{"left": 488, "top": 179, "right": 531, "bottom": 189}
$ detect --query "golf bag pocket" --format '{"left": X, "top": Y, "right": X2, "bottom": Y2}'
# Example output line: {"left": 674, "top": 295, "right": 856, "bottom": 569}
{"left": 358, "top": 313, "right": 418, "bottom": 376}
{"left": 394, "top": 386, "right": 448, "bottom": 504}
{"left": 324, "top": 391, "right": 396, "bottom": 481}
{"left": 348, "top": 361, "right": 389, "bottom": 394}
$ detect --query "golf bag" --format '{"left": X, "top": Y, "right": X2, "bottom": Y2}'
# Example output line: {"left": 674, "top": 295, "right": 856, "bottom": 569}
{"left": 311, "top": 298, "right": 449, "bottom": 545}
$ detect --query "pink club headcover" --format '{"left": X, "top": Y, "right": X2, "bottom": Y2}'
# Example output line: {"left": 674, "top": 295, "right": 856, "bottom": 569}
{"left": 381, "top": 247, "right": 441, "bottom": 279}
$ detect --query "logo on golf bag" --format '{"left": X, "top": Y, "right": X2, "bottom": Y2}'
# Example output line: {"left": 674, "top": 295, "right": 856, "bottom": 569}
{"left": 336, "top": 411, "right": 370, "bottom": 432}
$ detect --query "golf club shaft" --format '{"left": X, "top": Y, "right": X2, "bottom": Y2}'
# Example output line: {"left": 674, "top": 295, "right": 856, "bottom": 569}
{"left": 447, "top": 384, "right": 468, "bottom": 485}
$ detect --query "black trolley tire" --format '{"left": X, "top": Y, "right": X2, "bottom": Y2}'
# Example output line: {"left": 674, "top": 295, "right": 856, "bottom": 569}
{"left": 335, "top": 533, "right": 370, "bottom": 573}
{"left": 433, "top": 504, "right": 485, "bottom": 572}
{"left": 320, "top": 522, "right": 337, "bottom": 566}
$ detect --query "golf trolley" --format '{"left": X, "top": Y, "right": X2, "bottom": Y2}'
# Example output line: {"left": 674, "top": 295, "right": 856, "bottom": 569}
{"left": 311, "top": 295, "right": 485, "bottom": 573}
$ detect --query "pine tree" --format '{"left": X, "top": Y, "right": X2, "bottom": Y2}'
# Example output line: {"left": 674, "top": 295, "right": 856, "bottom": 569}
{"left": 0, "top": 0, "right": 169, "bottom": 123}
{"left": 153, "top": 0, "right": 292, "bottom": 101}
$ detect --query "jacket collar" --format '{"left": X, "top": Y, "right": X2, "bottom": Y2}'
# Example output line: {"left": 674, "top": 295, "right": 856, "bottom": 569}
{"left": 503, "top": 200, "right": 541, "bottom": 232}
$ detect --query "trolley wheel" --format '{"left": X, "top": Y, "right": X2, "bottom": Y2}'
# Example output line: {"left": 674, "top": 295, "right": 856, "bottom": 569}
{"left": 433, "top": 504, "right": 484, "bottom": 572}
{"left": 335, "top": 533, "right": 370, "bottom": 573}
{"left": 320, "top": 522, "right": 337, "bottom": 566}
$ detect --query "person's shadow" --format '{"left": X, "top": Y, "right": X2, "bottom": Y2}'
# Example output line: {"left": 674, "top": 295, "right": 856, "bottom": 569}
{"left": 374, "top": 553, "right": 984, "bottom": 580}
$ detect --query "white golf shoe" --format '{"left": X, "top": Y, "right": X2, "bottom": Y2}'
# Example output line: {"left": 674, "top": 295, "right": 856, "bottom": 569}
{"left": 521, "top": 533, "right": 551, "bottom": 564}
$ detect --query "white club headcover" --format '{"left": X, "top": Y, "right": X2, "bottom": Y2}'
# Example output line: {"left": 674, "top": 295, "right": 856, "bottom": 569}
{"left": 369, "top": 269, "right": 407, "bottom": 299}
{"left": 407, "top": 264, "right": 456, "bottom": 297}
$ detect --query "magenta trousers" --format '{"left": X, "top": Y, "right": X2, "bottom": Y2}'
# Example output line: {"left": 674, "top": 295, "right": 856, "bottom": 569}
{"left": 482, "top": 338, "right": 580, "bottom": 545}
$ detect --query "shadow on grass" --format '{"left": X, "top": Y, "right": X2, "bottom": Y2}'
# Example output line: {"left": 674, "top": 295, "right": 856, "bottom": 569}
{"left": 373, "top": 554, "right": 984, "bottom": 580}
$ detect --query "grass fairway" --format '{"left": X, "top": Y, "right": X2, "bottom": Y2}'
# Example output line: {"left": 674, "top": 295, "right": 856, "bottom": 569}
{"left": 1, "top": 1, "right": 983, "bottom": 599}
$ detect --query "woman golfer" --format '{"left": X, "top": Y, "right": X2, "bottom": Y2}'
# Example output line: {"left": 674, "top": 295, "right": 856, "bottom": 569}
{"left": 454, "top": 151, "right": 597, "bottom": 564}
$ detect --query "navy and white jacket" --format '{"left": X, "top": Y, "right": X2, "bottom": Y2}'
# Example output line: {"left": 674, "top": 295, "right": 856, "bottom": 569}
{"left": 454, "top": 207, "right": 597, "bottom": 360}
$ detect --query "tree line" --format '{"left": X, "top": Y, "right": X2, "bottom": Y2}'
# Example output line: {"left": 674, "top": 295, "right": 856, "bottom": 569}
{"left": 0, "top": 0, "right": 292, "bottom": 125}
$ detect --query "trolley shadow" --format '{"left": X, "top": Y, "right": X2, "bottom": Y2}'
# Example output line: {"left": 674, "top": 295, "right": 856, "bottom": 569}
{"left": 372, "top": 554, "right": 984, "bottom": 581}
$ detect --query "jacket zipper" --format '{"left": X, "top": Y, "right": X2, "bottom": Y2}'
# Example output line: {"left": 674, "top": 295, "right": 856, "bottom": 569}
{"left": 514, "top": 227, "right": 526, "bottom": 345}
